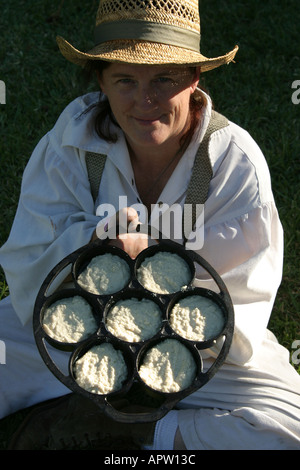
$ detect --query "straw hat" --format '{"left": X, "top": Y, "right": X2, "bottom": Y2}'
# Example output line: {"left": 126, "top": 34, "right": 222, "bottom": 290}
{"left": 57, "top": 0, "right": 238, "bottom": 72}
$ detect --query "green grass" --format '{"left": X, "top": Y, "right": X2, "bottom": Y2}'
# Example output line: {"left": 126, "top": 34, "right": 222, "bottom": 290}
{"left": 198, "top": 0, "right": 300, "bottom": 363}
{"left": 0, "top": 0, "right": 299, "bottom": 449}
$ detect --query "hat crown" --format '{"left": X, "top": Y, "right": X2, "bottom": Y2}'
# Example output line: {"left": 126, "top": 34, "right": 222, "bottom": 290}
{"left": 57, "top": 0, "right": 238, "bottom": 71}
{"left": 96, "top": 0, "right": 200, "bottom": 34}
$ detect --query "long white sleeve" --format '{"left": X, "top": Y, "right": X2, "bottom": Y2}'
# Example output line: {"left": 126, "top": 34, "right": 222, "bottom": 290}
{"left": 193, "top": 202, "right": 284, "bottom": 365}
{"left": 0, "top": 113, "right": 99, "bottom": 325}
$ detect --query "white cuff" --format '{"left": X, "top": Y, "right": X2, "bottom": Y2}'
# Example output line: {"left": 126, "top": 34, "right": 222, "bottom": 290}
{"left": 148, "top": 411, "right": 179, "bottom": 450}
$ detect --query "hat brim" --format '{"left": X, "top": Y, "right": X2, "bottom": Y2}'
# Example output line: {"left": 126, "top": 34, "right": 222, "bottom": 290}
{"left": 57, "top": 36, "right": 238, "bottom": 72}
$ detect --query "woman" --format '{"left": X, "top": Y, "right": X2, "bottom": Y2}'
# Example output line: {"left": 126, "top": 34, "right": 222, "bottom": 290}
{"left": 0, "top": 0, "right": 299, "bottom": 450}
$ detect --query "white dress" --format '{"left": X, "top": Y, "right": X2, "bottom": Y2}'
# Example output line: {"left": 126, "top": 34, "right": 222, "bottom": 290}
{"left": 0, "top": 91, "right": 299, "bottom": 449}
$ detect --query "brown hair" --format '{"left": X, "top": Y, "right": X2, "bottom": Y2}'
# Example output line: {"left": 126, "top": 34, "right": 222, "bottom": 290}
{"left": 84, "top": 60, "right": 207, "bottom": 146}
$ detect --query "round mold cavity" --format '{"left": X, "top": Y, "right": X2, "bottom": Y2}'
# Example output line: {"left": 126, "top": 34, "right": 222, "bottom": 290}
{"left": 70, "top": 337, "right": 135, "bottom": 397}
{"left": 104, "top": 289, "right": 165, "bottom": 344}
{"left": 134, "top": 242, "right": 195, "bottom": 295}
{"left": 166, "top": 288, "right": 228, "bottom": 347}
{"left": 73, "top": 244, "right": 133, "bottom": 296}
{"left": 39, "top": 288, "right": 101, "bottom": 351}
{"left": 136, "top": 336, "right": 202, "bottom": 396}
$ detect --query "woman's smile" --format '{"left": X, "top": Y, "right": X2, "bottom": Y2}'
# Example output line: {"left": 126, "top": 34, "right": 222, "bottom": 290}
{"left": 133, "top": 116, "right": 162, "bottom": 125}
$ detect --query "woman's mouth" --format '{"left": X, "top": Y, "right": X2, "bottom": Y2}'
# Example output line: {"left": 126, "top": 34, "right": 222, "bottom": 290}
{"left": 134, "top": 116, "right": 161, "bottom": 125}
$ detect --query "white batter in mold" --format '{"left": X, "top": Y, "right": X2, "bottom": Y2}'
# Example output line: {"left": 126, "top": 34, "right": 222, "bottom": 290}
{"left": 42, "top": 295, "right": 97, "bottom": 343}
{"left": 77, "top": 253, "right": 131, "bottom": 295}
{"left": 136, "top": 251, "right": 191, "bottom": 294}
{"left": 138, "top": 339, "right": 197, "bottom": 393}
{"left": 169, "top": 295, "right": 224, "bottom": 341}
{"left": 74, "top": 343, "right": 128, "bottom": 394}
{"left": 105, "top": 297, "right": 162, "bottom": 342}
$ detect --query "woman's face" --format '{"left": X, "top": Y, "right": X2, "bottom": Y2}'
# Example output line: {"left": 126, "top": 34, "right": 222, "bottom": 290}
{"left": 98, "top": 63, "right": 200, "bottom": 153}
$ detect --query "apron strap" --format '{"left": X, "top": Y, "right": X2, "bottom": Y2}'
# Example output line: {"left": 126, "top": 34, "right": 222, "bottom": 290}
{"left": 85, "top": 151, "right": 107, "bottom": 203}
{"left": 184, "top": 110, "right": 229, "bottom": 233}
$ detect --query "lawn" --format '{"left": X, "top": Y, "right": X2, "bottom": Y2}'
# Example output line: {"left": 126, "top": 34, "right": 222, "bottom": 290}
{"left": 0, "top": 0, "right": 299, "bottom": 449}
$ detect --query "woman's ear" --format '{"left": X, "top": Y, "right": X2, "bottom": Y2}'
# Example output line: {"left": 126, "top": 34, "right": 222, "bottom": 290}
{"left": 190, "top": 66, "right": 201, "bottom": 93}
{"left": 96, "top": 70, "right": 105, "bottom": 93}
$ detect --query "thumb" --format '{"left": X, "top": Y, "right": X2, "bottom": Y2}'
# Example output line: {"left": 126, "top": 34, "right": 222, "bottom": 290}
{"left": 118, "top": 207, "right": 140, "bottom": 232}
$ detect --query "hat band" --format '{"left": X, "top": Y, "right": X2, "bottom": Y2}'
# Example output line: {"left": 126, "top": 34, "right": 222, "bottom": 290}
{"left": 94, "top": 19, "right": 201, "bottom": 53}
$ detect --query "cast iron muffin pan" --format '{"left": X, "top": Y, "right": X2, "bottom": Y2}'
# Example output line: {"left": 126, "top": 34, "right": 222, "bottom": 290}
{"left": 33, "top": 234, "right": 234, "bottom": 424}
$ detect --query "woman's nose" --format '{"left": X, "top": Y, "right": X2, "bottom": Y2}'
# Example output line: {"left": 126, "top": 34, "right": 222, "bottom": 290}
{"left": 137, "top": 82, "right": 157, "bottom": 107}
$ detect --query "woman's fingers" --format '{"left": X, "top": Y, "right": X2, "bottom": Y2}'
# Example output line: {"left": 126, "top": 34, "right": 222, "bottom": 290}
{"left": 95, "top": 207, "right": 141, "bottom": 239}
{"left": 114, "top": 232, "right": 149, "bottom": 259}
{"left": 94, "top": 206, "right": 149, "bottom": 258}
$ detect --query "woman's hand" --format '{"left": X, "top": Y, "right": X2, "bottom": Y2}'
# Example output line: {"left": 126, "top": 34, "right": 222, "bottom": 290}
{"left": 111, "top": 231, "right": 149, "bottom": 259}
{"left": 92, "top": 207, "right": 150, "bottom": 259}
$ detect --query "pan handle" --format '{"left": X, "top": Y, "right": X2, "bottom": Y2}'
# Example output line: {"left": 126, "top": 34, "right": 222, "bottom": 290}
{"left": 103, "top": 398, "right": 178, "bottom": 424}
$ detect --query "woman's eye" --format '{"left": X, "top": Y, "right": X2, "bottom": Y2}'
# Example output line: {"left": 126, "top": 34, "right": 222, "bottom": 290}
{"left": 155, "top": 77, "right": 172, "bottom": 83}
{"left": 118, "top": 78, "right": 135, "bottom": 85}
